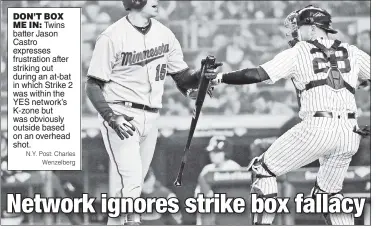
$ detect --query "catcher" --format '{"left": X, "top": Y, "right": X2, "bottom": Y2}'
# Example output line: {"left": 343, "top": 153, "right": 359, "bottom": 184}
{"left": 210, "top": 5, "right": 370, "bottom": 225}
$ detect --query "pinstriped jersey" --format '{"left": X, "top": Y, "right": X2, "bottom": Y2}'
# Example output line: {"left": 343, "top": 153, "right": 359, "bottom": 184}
{"left": 260, "top": 39, "right": 370, "bottom": 119}
{"left": 87, "top": 16, "right": 188, "bottom": 108}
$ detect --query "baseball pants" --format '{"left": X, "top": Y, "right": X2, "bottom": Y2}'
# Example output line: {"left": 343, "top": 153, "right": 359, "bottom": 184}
{"left": 99, "top": 104, "right": 159, "bottom": 225}
{"left": 252, "top": 114, "right": 361, "bottom": 225}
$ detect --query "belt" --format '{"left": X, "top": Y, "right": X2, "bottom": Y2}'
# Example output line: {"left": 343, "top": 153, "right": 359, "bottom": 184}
{"left": 111, "top": 101, "right": 159, "bottom": 113}
{"left": 313, "top": 111, "right": 355, "bottom": 119}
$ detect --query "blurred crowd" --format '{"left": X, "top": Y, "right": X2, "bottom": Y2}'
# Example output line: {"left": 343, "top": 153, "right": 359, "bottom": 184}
{"left": 0, "top": 1, "right": 371, "bottom": 116}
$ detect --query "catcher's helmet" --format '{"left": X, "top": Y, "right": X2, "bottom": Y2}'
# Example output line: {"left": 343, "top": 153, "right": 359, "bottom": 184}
{"left": 296, "top": 5, "right": 337, "bottom": 33}
{"left": 206, "top": 136, "right": 233, "bottom": 159}
{"left": 285, "top": 5, "right": 337, "bottom": 47}
{"left": 122, "top": 0, "right": 147, "bottom": 11}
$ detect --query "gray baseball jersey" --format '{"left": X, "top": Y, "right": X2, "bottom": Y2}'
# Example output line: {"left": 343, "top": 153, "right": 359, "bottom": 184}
{"left": 88, "top": 17, "right": 188, "bottom": 108}
{"left": 88, "top": 16, "right": 190, "bottom": 225}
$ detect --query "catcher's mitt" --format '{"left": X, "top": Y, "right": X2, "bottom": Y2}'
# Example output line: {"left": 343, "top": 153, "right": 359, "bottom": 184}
{"left": 353, "top": 125, "right": 370, "bottom": 137}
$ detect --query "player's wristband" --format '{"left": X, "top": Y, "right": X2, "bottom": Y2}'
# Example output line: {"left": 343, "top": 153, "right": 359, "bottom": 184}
{"left": 216, "top": 73, "right": 223, "bottom": 84}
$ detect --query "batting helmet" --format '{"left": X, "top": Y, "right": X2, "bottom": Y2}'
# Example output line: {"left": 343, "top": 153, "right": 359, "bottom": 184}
{"left": 122, "top": 0, "right": 147, "bottom": 11}
{"left": 206, "top": 136, "right": 233, "bottom": 159}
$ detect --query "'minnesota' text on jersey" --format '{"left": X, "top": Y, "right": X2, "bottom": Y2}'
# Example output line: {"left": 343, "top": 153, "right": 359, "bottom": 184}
{"left": 88, "top": 17, "right": 188, "bottom": 108}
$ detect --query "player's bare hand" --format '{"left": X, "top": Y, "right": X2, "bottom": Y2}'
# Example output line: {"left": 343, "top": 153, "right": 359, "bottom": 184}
{"left": 107, "top": 114, "right": 136, "bottom": 140}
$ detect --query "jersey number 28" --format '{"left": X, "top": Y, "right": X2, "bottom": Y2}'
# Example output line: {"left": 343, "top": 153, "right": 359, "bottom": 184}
{"left": 311, "top": 47, "right": 351, "bottom": 74}
{"left": 155, "top": 64, "right": 167, "bottom": 81}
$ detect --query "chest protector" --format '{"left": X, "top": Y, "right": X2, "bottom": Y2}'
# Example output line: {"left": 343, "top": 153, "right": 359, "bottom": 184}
{"left": 293, "top": 39, "right": 355, "bottom": 108}
{"left": 306, "top": 39, "right": 355, "bottom": 94}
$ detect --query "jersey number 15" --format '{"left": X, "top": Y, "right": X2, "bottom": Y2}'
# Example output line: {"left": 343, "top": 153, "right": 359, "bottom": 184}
{"left": 155, "top": 64, "right": 167, "bottom": 81}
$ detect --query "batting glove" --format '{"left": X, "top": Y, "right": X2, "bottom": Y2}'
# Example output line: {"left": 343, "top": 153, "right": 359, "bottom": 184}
{"left": 107, "top": 113, "right": 136, "bottom": 140}
{"left": 203, "top": 63, "right": 223, "bottom": 80}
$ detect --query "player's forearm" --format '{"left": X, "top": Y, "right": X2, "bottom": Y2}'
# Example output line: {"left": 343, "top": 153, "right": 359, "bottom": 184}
{"left": 220, "top": 67, "right": 270, "bottom": 84}
{"left": 171, "top": 68, "right": 200, "bottom": 90}
{"left": 85, "top": 77, "right": 114, "bottom": 121}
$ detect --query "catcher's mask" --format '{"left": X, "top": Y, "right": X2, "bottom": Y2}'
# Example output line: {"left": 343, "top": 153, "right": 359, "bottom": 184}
{"left": 284, "top": 5, "right": 338, "bottom": 47}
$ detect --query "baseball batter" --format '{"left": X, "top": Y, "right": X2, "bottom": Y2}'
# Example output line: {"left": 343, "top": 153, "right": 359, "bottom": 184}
{"left": 211, "top": 5, "right": 370, "bottom": 225}
{"left": 85, "top": 0, "right": 217, "bottom": 225}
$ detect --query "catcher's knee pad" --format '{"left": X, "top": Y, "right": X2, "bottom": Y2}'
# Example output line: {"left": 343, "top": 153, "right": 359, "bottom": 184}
{"left": 310, "top": 182, "right": 354, "bottom": 225}
{"left": 249, "top": 155, "right": 278, "bottom": 196}
{"left": 248, "top": 155, "right": 276, "bottom": 179}
{"left": 248, "top": 156, "right": 278, "bottom": 225}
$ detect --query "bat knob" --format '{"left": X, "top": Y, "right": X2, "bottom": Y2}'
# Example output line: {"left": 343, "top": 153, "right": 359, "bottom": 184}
{"left": 174, "top": 179, "right": 182, "bottom": 187}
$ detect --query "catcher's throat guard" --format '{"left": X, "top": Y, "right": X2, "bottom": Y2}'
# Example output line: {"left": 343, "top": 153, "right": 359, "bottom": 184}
{"left": 284, "top": 10, "right": 301, "bottom": 47}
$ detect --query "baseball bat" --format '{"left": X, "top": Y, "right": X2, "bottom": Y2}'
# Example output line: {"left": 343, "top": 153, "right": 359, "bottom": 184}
{"left": 174, "top": 56, "right": 217, "bottom": 187}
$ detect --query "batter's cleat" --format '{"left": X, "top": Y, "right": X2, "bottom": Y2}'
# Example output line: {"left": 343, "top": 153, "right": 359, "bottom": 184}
{"left": 124, "top": 213, "right": 141, "bottom": 226}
